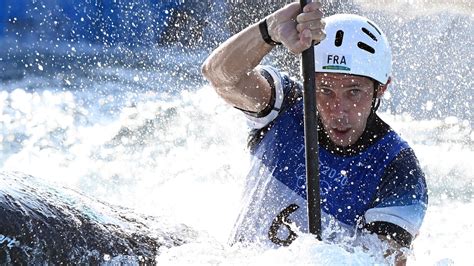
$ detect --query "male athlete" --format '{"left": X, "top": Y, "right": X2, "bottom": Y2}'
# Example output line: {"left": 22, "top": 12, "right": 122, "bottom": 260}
{"left": 202, "top": 1, "right": 427, "bottom": 264}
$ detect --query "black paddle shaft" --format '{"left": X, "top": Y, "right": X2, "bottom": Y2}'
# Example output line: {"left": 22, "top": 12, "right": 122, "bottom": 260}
{"left": 300, "top": 0, "right": 322, "bottom": 240}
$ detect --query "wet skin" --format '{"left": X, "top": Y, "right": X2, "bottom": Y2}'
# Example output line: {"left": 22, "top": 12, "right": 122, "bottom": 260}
{"left": 316, "top": 73, "right": 384, "bottom": 147}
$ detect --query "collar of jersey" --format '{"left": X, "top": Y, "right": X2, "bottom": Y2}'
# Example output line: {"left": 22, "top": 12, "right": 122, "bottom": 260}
{"left": 317, "top": 114, "right": 391, "bottom": 157}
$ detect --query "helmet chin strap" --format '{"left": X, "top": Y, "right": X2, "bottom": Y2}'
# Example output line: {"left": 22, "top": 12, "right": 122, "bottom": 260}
{"left": 370, "top": 81, "right": 381, "bottom": 116}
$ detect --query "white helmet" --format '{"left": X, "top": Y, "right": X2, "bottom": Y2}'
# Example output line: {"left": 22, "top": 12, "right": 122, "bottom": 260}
{"left": 314, "top": 14, "right": 392, "bottom": 84}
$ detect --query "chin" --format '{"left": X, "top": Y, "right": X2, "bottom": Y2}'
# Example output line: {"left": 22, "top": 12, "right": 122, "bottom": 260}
{"left": 329, "top": 137, "right": 353, "bottom": 147}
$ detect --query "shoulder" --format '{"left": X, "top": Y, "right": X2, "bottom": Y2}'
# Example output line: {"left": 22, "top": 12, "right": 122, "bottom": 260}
{"left": 363, "top": 144, "right": 428, "bottom": 248}
{"left": 243, "top": 66, "right": 302, "bottom": 129}
{"left": 383, "top": 147, "right": 428, "bottom": 205}
{"left": 373, "top": 127, "right": 427, "bottom": 207}
{"left": 245, "top": 66, "right": 303, "bottom": 149}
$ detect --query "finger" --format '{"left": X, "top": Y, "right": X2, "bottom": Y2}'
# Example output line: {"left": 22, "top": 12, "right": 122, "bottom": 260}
{"left": 284, "top": 29, "right": 311, "bottom": 54}
{"left": 296, "top": 20, "right": 325, "bottom": 32}
{"left": 296, "top": 9, "right": 324, "bottom": 23}
{"left": 278, "top": 2, "right": 301, "bottom": 21}
{"left": 300, "top": 27, "right": 326, "bottom": 44}
{"left": 303, "top": 1, "right": 322, "bottom": 12}
{"left": 311, "top": 29, "right": 326, "bottom": 43}
{"left": 299, "top": 28, "right": 313, "bottom": 49}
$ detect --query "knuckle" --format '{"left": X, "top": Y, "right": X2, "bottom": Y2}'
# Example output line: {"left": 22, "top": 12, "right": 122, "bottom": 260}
{"left": 321, "top": 19, "right": 327, "bottom": 28}
{"left": 289, "top": 47, "right": 299, "bottom": 54}
{"left": 296, "top": 13, "right": 305, "bottom": 23}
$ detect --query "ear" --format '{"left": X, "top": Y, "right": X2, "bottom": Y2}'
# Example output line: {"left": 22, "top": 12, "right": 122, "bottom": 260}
{"left": 376, "top": 77, "right": 391, "bottom": 98}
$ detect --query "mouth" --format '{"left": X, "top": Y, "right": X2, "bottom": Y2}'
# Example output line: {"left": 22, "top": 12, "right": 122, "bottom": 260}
{"left": 330, "top": 127, "right": 351, "bottom": 139}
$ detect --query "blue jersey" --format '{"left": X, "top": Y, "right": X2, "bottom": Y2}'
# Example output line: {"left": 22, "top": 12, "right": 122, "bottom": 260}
{"left": 231, "top": 66, "right": 428, "bottom": 248}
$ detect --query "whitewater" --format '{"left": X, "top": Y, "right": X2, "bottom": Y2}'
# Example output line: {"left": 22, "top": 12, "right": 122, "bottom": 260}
{"left": 0, "top": 0, "right": 472, "bottom": 265}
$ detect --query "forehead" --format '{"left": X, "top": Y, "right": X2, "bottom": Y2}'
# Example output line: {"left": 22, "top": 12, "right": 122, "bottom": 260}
{"left": 315, "top": 73, "right": 373, "bottom": 86}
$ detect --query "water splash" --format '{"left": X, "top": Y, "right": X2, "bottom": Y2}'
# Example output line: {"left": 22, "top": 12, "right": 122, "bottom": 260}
{"left": 0, "top": 0, "right": 472, "bottom": 264}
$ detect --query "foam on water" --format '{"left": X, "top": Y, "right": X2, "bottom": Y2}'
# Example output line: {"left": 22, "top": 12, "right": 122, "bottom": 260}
{"left": 0, "top": 83, "right": 471, "bottom": 264}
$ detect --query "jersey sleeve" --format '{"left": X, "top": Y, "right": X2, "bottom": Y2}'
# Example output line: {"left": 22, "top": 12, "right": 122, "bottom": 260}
{"left": 363, "top": 148, "right": 428, "bottom": 247}
{"left": 240, "top": 65, "right": 301, "bottom": 130}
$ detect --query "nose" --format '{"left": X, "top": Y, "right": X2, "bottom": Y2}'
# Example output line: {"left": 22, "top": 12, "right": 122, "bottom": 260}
{"left": 329, "top": 95, "right": 349, "bottom": 114}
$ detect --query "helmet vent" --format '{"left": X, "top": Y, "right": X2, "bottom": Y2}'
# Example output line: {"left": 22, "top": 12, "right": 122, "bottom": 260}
{"left": 335, "top": 30, "right": 344, "bottom": 47}
{"left": 357, "top": 42, "right": 375, "bottom": 54}
{"left": 362, "top": 27, "right": 377, "bottom": 41}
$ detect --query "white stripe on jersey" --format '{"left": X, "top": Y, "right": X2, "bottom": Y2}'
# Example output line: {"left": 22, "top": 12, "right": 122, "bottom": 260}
{"left": 244, "top": 66, "right": 284, "bottom": 130}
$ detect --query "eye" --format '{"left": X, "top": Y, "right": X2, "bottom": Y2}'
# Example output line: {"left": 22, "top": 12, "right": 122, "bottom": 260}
{"left": 317, "top": 87, "right": 332, "bottom": 95}
{"left": 349, "top": 88, "right": 362, "bottom": 96}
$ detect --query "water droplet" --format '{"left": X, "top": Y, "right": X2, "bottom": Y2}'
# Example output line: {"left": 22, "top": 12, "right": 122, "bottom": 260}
{"left": 426, "top": 100, "right": 434, "bottom": 111}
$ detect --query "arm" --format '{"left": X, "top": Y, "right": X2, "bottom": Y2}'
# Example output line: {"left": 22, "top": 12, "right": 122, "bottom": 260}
{"left": 379, "top": 235, "right": 407, "bottom": 266}
{"left": 201, "top": 1, "right": 325, "bottom": 113}
{"left": 364, "top": 148, "right": 428, "bottom": 265}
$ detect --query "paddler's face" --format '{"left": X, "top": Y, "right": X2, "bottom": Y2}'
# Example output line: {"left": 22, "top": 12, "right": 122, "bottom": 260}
{"left": 315, "top": 73, "right": 380, "bottom": 147}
